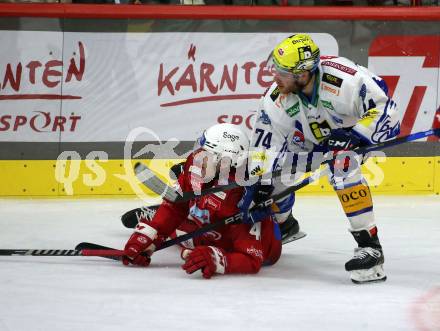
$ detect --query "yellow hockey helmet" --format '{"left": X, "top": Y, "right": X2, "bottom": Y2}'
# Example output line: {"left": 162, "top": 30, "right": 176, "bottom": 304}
{"left": 272, "top": 34, "right": 320, "bottom": 75}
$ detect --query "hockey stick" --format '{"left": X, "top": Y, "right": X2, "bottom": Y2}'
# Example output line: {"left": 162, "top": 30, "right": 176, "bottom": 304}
{"left": 135, "top": 128, "right": 440, "bottom": 203}
{"left": 0, "top": 248, "right": 124, "bottom": 257}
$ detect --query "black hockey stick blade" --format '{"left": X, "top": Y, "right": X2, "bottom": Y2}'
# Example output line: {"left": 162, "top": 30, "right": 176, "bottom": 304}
{"left": 120, "top": 205, "right": 160, "bottom": 229}
{"left": 75, "top": 242, "right": 111, "bottom": 251}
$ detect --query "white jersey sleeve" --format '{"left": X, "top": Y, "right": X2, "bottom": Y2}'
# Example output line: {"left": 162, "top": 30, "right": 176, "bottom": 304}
{"left": 349, "top": 65, "right": 400, "bottom": 144}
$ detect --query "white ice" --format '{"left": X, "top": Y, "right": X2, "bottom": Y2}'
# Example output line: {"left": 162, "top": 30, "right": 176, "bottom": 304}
{"left": 0, "top": 195, "right": 439, "bottom": 331}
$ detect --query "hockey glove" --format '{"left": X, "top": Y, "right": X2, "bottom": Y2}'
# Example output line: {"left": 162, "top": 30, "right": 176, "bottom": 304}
{"left": 322, "top": 129, "right": 365, "bottom": 171}
{"left": 323, "top": 128, "right": 361, "bottom": 151}
{"left": 181, "top": 246, "right": 227, "bottom": 279}
{"left": 122, "top": 222, "right": 158, "bottom": 267}
{"left": 237, "top": 183, "right": 273, "bottom": 224}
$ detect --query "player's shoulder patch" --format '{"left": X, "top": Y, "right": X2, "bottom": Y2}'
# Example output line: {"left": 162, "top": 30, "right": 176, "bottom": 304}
{"left": 270, "top": 87, "right": 280, "bottom": 101}
{"left": 322, "top": 73, "right": 343, "bottom": 88}
{"left": 321, "top": 59, "right": 357, "bottom": 76}
{"left": 213, "top": 191, "right": 227, "bottom": 200}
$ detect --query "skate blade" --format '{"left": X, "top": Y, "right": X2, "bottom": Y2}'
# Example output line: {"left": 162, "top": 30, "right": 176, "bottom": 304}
{"left": 282, "top": 231, "right": 307, "bottom": 245}
{"left": 350, "top": 264, "right": 387, "bottom": 284}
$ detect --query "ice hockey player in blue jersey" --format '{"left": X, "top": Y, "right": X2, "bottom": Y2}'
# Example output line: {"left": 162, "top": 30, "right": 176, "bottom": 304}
{"left": 247, "top": 33, "right": 400, "bottom": 284}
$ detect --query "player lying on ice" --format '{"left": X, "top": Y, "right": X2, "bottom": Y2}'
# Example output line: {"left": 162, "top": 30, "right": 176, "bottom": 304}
{"left": 122, "top": 123, "right": 283, "bottom": 279}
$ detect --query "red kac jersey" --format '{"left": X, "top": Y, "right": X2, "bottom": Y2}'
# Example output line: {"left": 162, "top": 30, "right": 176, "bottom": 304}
{"left": 149, "top": 150, "right": 282, "bottom": 274}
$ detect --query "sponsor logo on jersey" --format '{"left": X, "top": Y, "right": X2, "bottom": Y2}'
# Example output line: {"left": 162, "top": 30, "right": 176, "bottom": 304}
{"left": 250, "top": 165, "right": 263, "bottom": 176}
{"left": 331, "top": 115, "right": 343, "bottom": 125}
{"left": 257, "top": 110, "right": 271, "bottom": 125}
{"left": 320, "top": 99, "right": 335, "bottom": 111}
{"left": 213, "top": 191, "right": 227, "bottom": 200}
{"left": 359, "top": 83, "right": 367, "bottom": 101}
{"left": 307, "top": 114, "right": 321, "bottom": 120}
{"left": 321, "top": 83, "right": 340, "bottom": 96}
{"left": 322, "top": 73, "right": 343, "bottom": 87}
{"left": 309, "top": 120, "right": 331, "bottom": 141}
{"left": 270, "top": 87, "right": 280, "bottom": 101}
{"left": 206, "top": 196, "right": 222, "bottom": 209}
{"left": 246, "top": 246, "right": 264, "bottom": 261}
{"left": 321, "top": 60, "right": 357, "bottom": 75}
{"left": 292, "top": 130, "right": 305, "bottom": 148}
{"left": 292, "top": 120, "right": 306, "bottom": 148}
{"left": 251, "top": 152, "right": 267, "bottom": 162}
{"left": 203, "top": 230, "right": 222, "bottom": 241}
{"left": 359, "top": 108, "right": 380, "bottom": 127}
{"left": 189, "top": 205, "right": 210, "bottom": 224}
{"left": 285, "top": 102, "right": 300, "bottom": 117}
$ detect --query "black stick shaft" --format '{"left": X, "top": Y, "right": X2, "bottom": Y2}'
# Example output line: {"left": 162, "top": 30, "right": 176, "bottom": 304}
{"left": 0, "top": 249, "right": 82, "bottom": 256}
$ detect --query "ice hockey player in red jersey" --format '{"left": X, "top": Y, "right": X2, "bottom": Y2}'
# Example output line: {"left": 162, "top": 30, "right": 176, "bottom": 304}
{"left": 122, "top": 123, "right": 282, "bottom": 279}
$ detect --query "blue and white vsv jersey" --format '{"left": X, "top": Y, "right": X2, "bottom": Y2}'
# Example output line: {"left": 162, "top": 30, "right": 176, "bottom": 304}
{"left": 249, "top": 56, "right": 401, "bottom": 175}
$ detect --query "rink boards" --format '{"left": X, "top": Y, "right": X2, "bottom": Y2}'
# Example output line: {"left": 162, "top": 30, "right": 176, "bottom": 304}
{"left": 0, "top": 156, "right": 439, "bottom": 197}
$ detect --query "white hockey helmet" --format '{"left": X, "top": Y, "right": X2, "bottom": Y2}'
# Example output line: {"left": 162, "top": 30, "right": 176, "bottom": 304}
{"left": 198, "top": 123, "right": 249, "bottom": 167}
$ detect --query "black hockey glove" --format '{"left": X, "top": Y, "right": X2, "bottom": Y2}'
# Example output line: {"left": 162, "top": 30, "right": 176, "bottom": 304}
{"left": 253, "top": 182, "right": 274, "bottom": 204}
{"left": 237, "top": 182, "right": 274, "bottom": 224}
{"left": 323, "top": 128, "right": 362, "bottom": 151}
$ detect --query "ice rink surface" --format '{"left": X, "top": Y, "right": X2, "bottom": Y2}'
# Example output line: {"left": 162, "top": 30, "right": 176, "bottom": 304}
{"left": 0, "top": 195, "right": 439, "bottom": 331}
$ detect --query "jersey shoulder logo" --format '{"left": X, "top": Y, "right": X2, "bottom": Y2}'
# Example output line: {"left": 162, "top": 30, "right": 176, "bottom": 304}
{"left": 270, "top": 87, "right": 280, "bottom": 101}
{"left": 322, "top": 73, "right": 343, "bottom": 87}
{"left": 321, "top": 83, "right": 340, "bottom": 96}
{"left": 257, "top": 109, "right": 271, "bottom": 125}
{"left": 320, "top": 99, "right": 335, "bottom": 111}
{"left": 321, "top": 60, "right": 357, "bottom": 76}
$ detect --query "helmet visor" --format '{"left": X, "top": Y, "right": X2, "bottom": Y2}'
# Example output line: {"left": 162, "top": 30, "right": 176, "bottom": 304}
{"left": 266, "top": 51, "right": 304, "bottom": 80}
